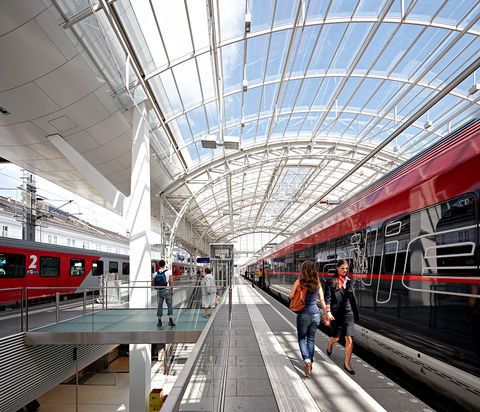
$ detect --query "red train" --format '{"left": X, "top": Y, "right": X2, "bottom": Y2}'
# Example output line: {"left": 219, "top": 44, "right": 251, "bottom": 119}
{"left": 258, "top": 118, "right": 480, "bottom": 410}
{"left": 0, "top": 238, "right": 190, "bottom": 306}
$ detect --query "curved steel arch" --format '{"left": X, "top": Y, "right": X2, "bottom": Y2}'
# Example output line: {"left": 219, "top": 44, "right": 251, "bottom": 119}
{"left": 192, "top": 152, "right": 392, "bottom": 218}
{"left": 161, "top": 138, "right": 405, "bottom": 195}
{"left": 165, "top": 139, "right": 406, "bottom": 257}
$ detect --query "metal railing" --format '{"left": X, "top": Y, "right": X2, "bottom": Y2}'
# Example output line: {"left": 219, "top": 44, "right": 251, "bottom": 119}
{"left": 0, "top": 283, "right": 225, "bottom": 332}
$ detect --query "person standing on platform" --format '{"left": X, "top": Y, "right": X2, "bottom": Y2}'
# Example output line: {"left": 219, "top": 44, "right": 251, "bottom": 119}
{"left": 201, "top": 267, "right": 216, "bottom": 317}
{"left": 290, "top": 260, "right": 329, "bottom": 376}
{"left": 258, "top": 268, "right": 264, "bottom": 288}
{"left": 152, "top": 259, "right": 175, "bottom": 327}
{"left": 325, "top": 259, "right": 359, "bottom": 375}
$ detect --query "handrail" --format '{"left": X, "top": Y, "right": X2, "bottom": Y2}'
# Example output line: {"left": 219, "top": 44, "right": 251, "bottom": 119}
{"left": 15, "top": 284, "right": 222, "bottom": 332}
{"left": 162, "top": 287, "right": 231, "bottom": 411}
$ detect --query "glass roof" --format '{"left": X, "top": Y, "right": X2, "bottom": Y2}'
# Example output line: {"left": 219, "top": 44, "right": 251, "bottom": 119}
{"left": 56, "top": 0, "right": 480, "bottom": 265}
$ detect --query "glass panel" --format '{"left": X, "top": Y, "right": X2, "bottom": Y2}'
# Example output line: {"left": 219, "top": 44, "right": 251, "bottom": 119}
{"left": 152, "top": 0, "right": 192, "bottom": 61}
{"left": 260, "top": 82, "right": 280, "bottom": 115}
{"left": 266, "top": 30, "right": 291, "bottom": 82}
{"left": 295, "top": 78, "right": 321, "bottom": 110}
{"left": 251, "top": 0, "right": 275, "bottom": 32}
{"left": 222, "top": 42, "right": 245, "bottom": 94}
{"left": 219, "top": 0, "right": 244, "bottom": 41}
{"left": 197, "top": 53, "right": 216, "bottom": 101}
{"left": 271, "top": 114, "right": 289, "bottom": 138}
{"left": 246, "top": 34, "right": 269, "bottom": 84}
{"left": 306, "top": 0, "right": 330, "bottom": 21}
{"left": 173, "top": 60, "right": 203, "bottom": 109}
{"left": 92, "top": 260, "right": 104, "bottom": 276}
{"left": 355, "top": 0, "right": 388, "bottom": 17}
{"left": 356, "top": 23, "right": 397, "bottom": 72}
{"left": 56, "top": 0, "right": 90, "bottom": 18}
{"left": 328, "top": 0, "right": 361, "bottom": 18}
{"left": 274, "top": 0, "right": 296, "bottom": 26}
{"left": 118, "top": 0, "right": 167, "bottom": 73}
{"left": 243, "top": 86, "right": 262, "bottom": 119}
{"left": 109, "top": 261, "right": 119, "bottom": 273}
{"left": 330, "top": 23, "right": 372, "bottom": 71}
{"left": 186, "top": 0, "right": 210, "bottom": 51}
{"left": 309, "top": 24, "right": 347, "bottom": 73}
{"left": 159, "top": 70, "right": 183, "bottom": 113}
{"left": 70, "top": 259, "right": 85, "bottom": 277}
{"left": 0, "top": 253, "right": 25, "bottom": 278}
{"left": 176, "top": 114, "right": 193, "bottom": 143}
{"left": 76, "top": 13, "right": 125, "bottom": 91}
{"left": 285, "top": 114, "right": 307, "bottom": 136}
{"left": 40, "top": 256, "right": 60, "bottom": 278}
{"left": 280, "top": 79, "right": 302, "bottom": 110}
{"left": 149, "top": 76, "right": 174, "bottom": 118}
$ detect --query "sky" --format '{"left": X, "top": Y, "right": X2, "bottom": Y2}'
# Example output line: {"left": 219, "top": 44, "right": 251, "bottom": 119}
{"left": 0, "top": 163, "right": 128, "bottom": 236}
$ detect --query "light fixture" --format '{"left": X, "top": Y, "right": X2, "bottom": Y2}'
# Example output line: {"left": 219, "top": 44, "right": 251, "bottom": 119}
{"left": 245, "top": 13, "right": 251, "bottom": 33}
{"left": 424, "top": 111, "right": 432, "bottom": 129}
{"left": 223, "top": 135, "right": 239, "bottom": 150}
{"left": 469, "top": 72, "right": 479, "bottom": 95}
{"left": 201, "top": 135, "right": 239, "bottom": 150}
{"left": 201, "top": 134, "right": 217, "bottom": 149}
{"left": 318, "top": 199, "right": 341, "bottom": 205}
{"left": 469, "top": 84, "right": 480, "bottom": 95}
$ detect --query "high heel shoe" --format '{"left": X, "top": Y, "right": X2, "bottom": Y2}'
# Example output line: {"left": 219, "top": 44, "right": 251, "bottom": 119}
{"left": 344, "top": 364, "right": 355, "bottom": 375}
{"left": 326, "top": 345, "right": 332, "bottom": 357}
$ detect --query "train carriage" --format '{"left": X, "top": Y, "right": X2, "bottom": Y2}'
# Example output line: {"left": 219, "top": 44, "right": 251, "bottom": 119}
{"left": 262, "top": 118, "right": 480, "bottom": 410}
{"left": 0, "top": 238, "right": 193, "bottom": 306}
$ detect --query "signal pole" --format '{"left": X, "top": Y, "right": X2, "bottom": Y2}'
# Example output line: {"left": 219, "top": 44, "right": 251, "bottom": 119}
{"left": 21, "top": 170, "right": 37, "bottom": 242}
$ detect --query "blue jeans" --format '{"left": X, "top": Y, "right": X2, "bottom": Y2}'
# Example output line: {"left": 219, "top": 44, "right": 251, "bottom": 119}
{"left": 296, "top": 312, "right": 320, "bottom": 365}
{"left": 157, "top": 289, "right": 173, "bottom": 317}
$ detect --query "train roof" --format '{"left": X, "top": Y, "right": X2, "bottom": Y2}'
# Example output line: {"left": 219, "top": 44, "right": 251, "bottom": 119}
{"left": 0, "top": 237, "right": 129, "bottom": 259}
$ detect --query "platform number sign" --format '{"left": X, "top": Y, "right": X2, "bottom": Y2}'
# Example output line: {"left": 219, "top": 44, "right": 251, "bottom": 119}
{"left": 27, "top": 254, "right": 39, "bottom": 274}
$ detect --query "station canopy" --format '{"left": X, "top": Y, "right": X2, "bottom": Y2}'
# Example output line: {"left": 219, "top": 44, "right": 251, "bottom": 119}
{"left": 1, "top": 0, "right": 480, "bottom": 264}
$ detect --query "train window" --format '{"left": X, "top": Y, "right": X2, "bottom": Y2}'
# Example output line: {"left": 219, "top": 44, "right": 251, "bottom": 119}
{"left": 70, "top": 259, "right": 85, "bottom": 276}
{"left": 40, "top": 256, "right": 60, "bottom": 277}
{"left": 383, "top": 215, "right": 410, "bottom": 275}
{"left": 385, "top": 221, "right": 402, "bottom": 237}
{"left": 109, "top": 261, "right": 119, "bottom": 273}
{"left": 336, "top": 235, "right": 355, "bottom": 267}
{"left": 409, "top": 194, "right": 477, "bottom": 276}
{"left": 0, "top": 253, "right": 25, "bottom": 278}
{"left": 92, "top": 260, "right": 103, "bottom": 276}
{"left": 316, "top": 240, "right": 336, "bottom": 274}
{"left": 122, "top": 262, "right": 129, "bottom": 275}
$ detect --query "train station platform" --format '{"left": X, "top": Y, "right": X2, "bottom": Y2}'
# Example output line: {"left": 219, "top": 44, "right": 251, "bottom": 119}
{"left": 163, "top": 275, "right": 434, "bottom": 411}
{"left": 4, "top": 275, "right": 437, "bottom": 411}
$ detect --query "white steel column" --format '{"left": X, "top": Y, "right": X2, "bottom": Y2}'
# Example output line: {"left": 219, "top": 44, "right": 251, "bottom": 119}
{"left": 127, "top": 101, "right": 152, "bottom": 412}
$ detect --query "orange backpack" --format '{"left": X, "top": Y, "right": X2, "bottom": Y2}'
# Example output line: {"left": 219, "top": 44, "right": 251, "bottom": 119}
{"left": 289, "top": 279, "right": 307, "bottom": 312}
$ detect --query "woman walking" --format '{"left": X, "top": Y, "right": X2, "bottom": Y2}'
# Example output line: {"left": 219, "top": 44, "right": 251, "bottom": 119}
{"left": 325, "top": 259, "right": 359, "bottom": 375}
{"left": 290, "top": 260, "right": 329, "bottom": 376}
